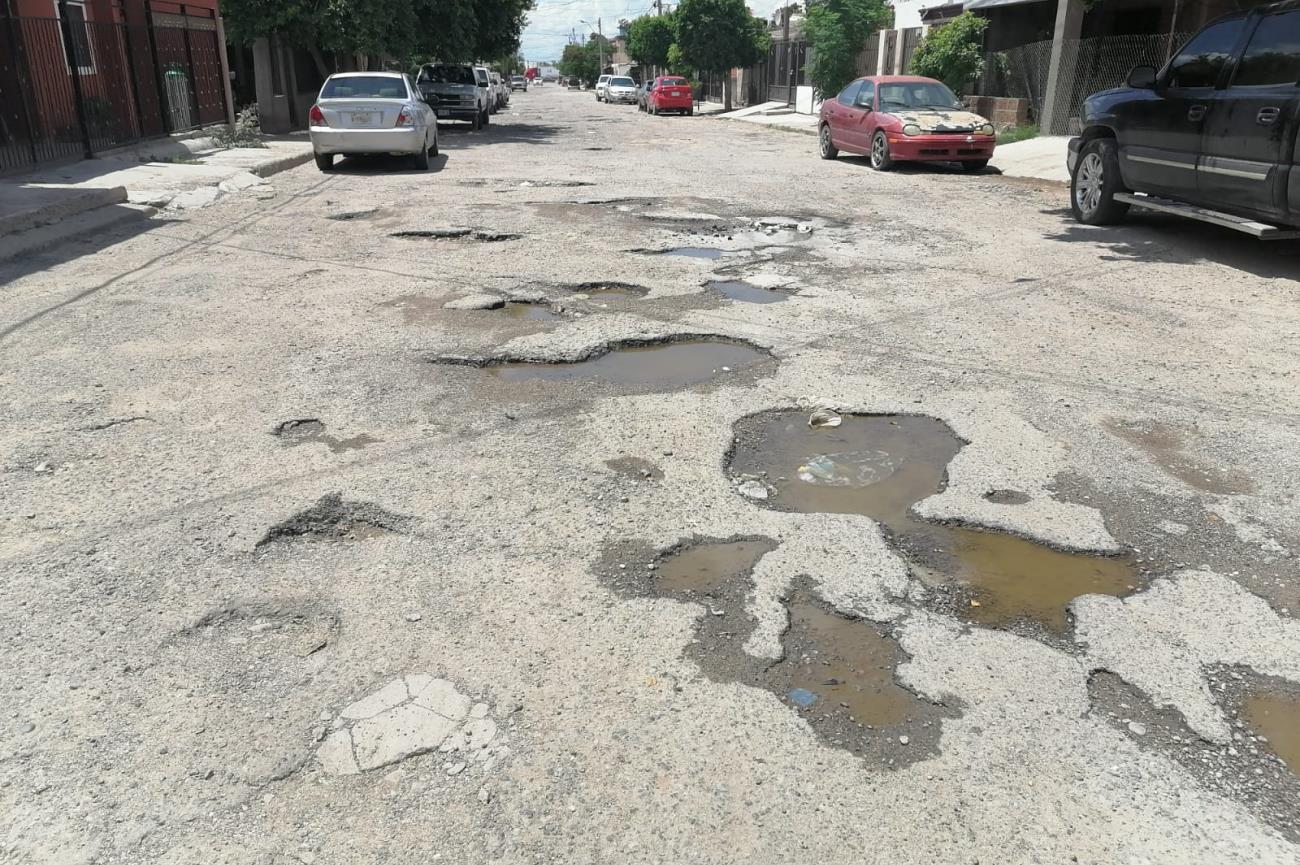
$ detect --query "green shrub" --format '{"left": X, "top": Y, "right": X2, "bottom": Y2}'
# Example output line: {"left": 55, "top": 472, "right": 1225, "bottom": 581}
{"left": 909, "top": 12, "right": 988, "bottom": 95}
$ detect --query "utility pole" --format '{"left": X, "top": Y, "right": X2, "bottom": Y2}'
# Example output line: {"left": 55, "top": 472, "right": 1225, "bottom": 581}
{"left": 598, "top": 18, "right": 605, "bottom": 74}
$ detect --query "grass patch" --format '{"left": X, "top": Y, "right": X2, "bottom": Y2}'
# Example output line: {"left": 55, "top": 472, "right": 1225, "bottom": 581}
{"left": 996, "top": 124, "right": 1039, "bottom": 147}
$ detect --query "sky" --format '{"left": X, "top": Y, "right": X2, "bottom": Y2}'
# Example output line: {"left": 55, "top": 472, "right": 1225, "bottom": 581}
{"left": 520, "top": 0, "right": 786, "bottom": 65}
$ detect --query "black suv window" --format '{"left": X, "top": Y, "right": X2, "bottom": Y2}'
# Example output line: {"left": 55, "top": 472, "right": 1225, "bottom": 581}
{"left": 1232, "top": 10, "right": 1300, "bottom": 87}
{"left": 837, "top": 80, "right": 863, "bottom": 107}
{"left": 1166, "top": 17, "right": 1245, "bottom": 88}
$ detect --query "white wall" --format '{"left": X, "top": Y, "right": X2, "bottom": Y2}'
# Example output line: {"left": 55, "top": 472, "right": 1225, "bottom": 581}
{"left": 892, "top": 0, "right": 926, "bottom": 30}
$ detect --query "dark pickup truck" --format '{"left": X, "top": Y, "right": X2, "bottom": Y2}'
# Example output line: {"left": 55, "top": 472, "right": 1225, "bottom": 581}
{"left": 1068, "top": 0, "right": 1300, "bottom": 238}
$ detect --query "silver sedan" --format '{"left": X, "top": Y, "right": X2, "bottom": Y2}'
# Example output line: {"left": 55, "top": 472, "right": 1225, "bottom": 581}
{"left": 309, "top": 72, "right": 439, "bottom": 172}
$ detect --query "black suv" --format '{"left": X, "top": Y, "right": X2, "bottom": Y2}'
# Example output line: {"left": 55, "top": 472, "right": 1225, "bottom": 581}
{"left": 1068, "top": 1, "right": 1300, "bottom": 236}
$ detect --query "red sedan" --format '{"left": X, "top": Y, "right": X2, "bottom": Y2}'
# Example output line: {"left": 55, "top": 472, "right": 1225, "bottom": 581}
{"left": 818, "top": 75, "right": 995, "bottom": 172}
{"left": 647, "top": 76, "right": 694, "bottom": 116}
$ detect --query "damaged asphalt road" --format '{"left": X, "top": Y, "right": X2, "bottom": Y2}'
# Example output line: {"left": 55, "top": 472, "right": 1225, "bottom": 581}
{"left": 2, "top": 88, "right": 1300, "bottom": 864}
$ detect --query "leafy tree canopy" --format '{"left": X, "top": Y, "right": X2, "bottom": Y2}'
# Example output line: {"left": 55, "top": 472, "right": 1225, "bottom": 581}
{"left": 804, "top": 0, "right": 891, "bottom": 97}
{"left": 674, "top": 0, "right": 768, "bottom": 74}
{"left": 627, "top": 14, "right": 676, "bottom": 68}
{"left": 909, "top": 11, "right": 989, "bottom": 94}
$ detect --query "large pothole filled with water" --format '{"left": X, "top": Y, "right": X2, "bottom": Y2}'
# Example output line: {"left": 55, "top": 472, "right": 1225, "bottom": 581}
{"left": 432, "top": 337, "right": 774, "bottom": 392}
{"left": 599, "top": 538, "right": 955, "bottom": 765}
{"left": 728, "top": 411, "right": 1137, "bottom": 636}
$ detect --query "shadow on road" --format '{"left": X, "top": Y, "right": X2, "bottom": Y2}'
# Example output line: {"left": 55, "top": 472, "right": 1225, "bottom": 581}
{"left": 327, "top": 153, "right": 449, "bottom": 175}
{"left": 1044, "top": 213, "right": 1300, "bottom": 280}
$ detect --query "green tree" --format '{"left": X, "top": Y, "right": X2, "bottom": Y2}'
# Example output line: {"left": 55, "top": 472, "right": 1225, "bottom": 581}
{"left": 804, "top": 0, "right": 891, "bottom": 98}
{"left": 628, "top": 14, "right": 676, "bottom": 71}
{"left": 557, "top": 40, "right": 601, "bottom": 86}
{"left": 909, "top": 11, "right": 989, "bottom": 94}
{"left": 673, "top": 0, "right": 769, "bottom": 110}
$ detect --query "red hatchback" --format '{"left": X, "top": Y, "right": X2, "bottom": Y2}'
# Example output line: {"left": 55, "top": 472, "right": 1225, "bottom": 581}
{"left": 818, "top": 75, "right": 995, "bottom": 172}
{"left": 648, "top": 76, "right": 694, "bottom": 116}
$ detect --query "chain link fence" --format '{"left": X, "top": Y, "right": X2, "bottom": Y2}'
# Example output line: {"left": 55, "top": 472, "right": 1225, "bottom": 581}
{"left": 990, "top": 32, "right": 1190, "bottom": 134}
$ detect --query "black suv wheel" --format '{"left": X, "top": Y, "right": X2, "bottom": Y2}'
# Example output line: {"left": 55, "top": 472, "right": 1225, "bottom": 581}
{"left": 1071, "top": 138, "right": 1131, "bottom": 225}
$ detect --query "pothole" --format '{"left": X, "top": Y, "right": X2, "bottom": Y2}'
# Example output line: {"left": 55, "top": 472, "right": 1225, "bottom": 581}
{"left": 659, "top": 247, "right": 725, "bottom": 260}
{"left": 708, "top": 280, "right": 789, "bottom": 304}
{"left": 1088, "top": 669, "right": 1300, "bottom": 841}
{"left": 1240, "top": 681, "right": 1300, "bottom": 775}
{"left": 728, "top": 412, "right": 1137, "bottom": 636}
{"left": 326, "top": 207, "right": 381, "bottom": 221}
{"left": 274, "top": 419, "right": 379, "bottom": 453}
{"left": 1103, "top": 418, "right": 1253, "bottom": 495}
{"left": 434, "top": 337, "right": 774, "bottom": 390}
{"left": 600, "top": 539, "right": 954, "bottom": 765}
{"left": 390, "top": 229, "right": 521, "bottom": 242}
{"left": 179, "top": 599, "right": 340, "bottom": 658}
{"left": 560, "top": 281, "right": 648, "bottom": 298}
{"left": 257, "top": 493, "right": 413, "bottom": 546}
{"left": 502, "top": 302, "right": 563, "bottom": 322}
{"left": 604, "top": 456, "right": 663, "bottom": 481}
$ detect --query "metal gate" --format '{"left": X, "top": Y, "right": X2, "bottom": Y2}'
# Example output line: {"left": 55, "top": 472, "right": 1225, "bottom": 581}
{"left": 767, "top": 39, "right": 806, "bottom": 105}
{"left": 881, "top": 30, "right": 898, "bottom": 75}
{"left": 0, "top": 0, "right": 228, "bottom": 174}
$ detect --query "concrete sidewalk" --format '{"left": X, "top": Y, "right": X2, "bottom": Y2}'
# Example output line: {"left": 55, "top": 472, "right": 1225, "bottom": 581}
{"left": 0, "top": 134, "right": 313, "bottom": 262}
{"left": 990, "top": 135, "right": 1071, "bottom": 183}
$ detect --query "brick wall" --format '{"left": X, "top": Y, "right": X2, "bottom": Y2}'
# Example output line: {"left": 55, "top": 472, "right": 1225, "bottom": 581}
{"left": 963, "top": 95, "right": 1030, "bottom": 128}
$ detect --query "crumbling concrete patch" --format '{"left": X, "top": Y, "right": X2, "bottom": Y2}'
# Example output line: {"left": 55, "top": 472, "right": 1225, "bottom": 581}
{"left": 318, "top": 675, "right": 501, "bottom": 775}
{"left": 1073, "top": 569, "right": 1300, "bottom": 742}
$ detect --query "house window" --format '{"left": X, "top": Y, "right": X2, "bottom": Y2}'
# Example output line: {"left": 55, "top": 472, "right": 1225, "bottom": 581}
{"left": 55, "top": 1, "right": 96, "bottom": 74}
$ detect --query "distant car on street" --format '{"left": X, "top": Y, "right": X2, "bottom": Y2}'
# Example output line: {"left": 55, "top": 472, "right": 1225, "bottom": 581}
{"left": 490, "top": 71, "right": 509, "bottom": 109}
{"left": 636, "top": 80, "right": 653, "bottom": 112}
{"left": 1067, "top": 1, "right": 1300, "bottom": 238}
{"left": 818, "top": 75, "right": 995, "bottom": 172}
{"left": 646, "top": 76, "right": 693, "bottom": 115}
{"left": 309, "top": 72, "right": 438, "bottom": 171}
{"left": 511, "top": 75, "right": 528, "bottom": 91}
{"left": 474, "top": 66, "right": 497, "bottom": 116}
{"left": 415, "top": 63, "right": 490, "bottom": 129}
{"left": 595, "top": 75, "right": 612, "bottom": 101}
{"left": 605, "top": 76, "right": 637, "bottom": 105}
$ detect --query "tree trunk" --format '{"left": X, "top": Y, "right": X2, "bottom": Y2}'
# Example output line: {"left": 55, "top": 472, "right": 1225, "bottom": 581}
{"left": 307, "top": 45, "right": 330, "bottom": 80}
{"left": 723, "top": 74, "right": 732, "bottom": 112}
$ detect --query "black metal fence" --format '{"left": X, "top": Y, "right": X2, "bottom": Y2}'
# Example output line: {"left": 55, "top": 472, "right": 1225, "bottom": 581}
{"left": 0, "top": 0, "right": 228, "bottom": 174}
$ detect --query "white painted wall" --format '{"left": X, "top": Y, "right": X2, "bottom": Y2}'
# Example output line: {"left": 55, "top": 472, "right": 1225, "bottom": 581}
{"left": 892, "top": 0, "right": 925, "bottom": 30}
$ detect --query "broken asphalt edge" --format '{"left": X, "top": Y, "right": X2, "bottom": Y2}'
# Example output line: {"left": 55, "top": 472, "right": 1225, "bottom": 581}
{"left": 0, "top": 149, "right": 314, "bottom": 264}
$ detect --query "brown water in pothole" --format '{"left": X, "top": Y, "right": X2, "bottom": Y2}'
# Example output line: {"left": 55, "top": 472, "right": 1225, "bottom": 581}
{"left": 1243, "top": 690, "right": 1300, "bottom": 774}
{"left": 639, "top": 539, "right": 951, "bottom": 761}
{"left": 709, "top": 280, "right": 788, "bottom": 304}
{"left": 487, "top": 340, "right": 769, "bottom": 387}
{"left": 502, "top": 302, "right": 562, "bottom": 321}
{"left": 729, "top": 413, "right": 1135, "bottom": 634}
{"left": 1104, "top": 418, "right": 1253, "bottom": 495}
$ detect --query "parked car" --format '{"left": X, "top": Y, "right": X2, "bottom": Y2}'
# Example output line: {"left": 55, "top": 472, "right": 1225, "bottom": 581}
{"left": 474, "top": 66, "right": 497, "bottom": 115}
{"left": 637, "top": 80, "right": 654, "bottom": 111}
{"left": 605, "top": 76, "right": 638, "bottom": 105}
{"left": 647, "top": 75, "right": 693, "bottom": 115}
{"left": 416, "top": 63, "right": 489, "bottom": 129}
{"left": 1068, "top": 2, "right": 1300, "bottom": 237}
{"left": 309, "top": 72, "right": 438, "bottom": 171}
{"left": 567, "top": 78, "right": 581, "bottom": 91}
{"left": 818, "top": 75, "right": 994, "bottom": 171}
{"left": 490, "top": 72, "right": 509, "bottom": 109}
{"left": 595, "top": 74, "right": 612, "bottom": 101}
{"left": 511, "top": 75, "right": 528, "bottom": 92}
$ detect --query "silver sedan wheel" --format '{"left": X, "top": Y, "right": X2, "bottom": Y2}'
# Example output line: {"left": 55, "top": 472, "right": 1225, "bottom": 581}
{"left": 1075, "top": 152, "right": 1104, "bottom": 217}
{"left": 871, "top": 133, "right": 887, "bottom": 168}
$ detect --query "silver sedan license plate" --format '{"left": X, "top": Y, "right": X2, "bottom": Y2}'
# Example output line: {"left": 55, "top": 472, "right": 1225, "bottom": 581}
{"left": 350, "top": 112, "right": 375, "bottom": 126}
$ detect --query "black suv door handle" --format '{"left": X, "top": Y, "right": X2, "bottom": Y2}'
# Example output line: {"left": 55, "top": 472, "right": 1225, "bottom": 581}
{"left": 1258, "top": 106, "right": 1280, "bottom": 125}
{"left": 1187, "top": 104, "right": 1207, "bottom": 121}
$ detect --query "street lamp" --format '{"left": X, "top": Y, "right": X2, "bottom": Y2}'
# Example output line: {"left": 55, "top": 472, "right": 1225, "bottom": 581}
{"left": 579, "top": 17, "right": 605, "bottom": 75}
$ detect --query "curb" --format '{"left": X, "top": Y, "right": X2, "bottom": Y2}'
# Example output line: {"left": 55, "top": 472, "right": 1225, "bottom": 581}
{"left": 0, "top": 203, "right": 155, "bottom": 266}
{"left": 0, "top": 185, "right": 128, "bottom": 237}
{"left": 250, "top": 149, "right": 315, "bottom": 178}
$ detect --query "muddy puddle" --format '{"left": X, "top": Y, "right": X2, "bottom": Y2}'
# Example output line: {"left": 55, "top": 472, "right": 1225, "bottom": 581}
{"left": 709, "top": 280, "right": 788, "bottom": 305}
{"left": 729, "top": 412, "right": 1136, "bottom": 634}
{"left": 274, "top": 419, "right": 378, "bottom": 454}
{"left": 1243, "top": 689, "right": 1300, "bottom": 774}
{"left": 603, "top": 538, "right": 954, "bottom": 764}
{"left": 1104, "top": 418, "right": 1253, "bottom": 494}
{"left": 484, "top": 340, "right": 770, "bottom": 388}
{"left": 501, "top": 302, "right": 563, "bottom": 322}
